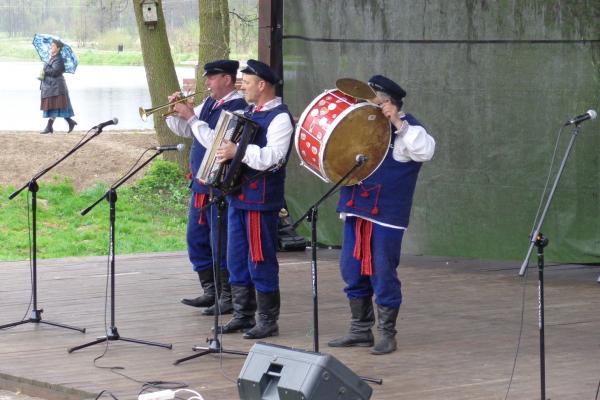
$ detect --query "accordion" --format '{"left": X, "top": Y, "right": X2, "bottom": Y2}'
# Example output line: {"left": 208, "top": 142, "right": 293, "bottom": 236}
{"left": 196, "top": 110, "right": 260, "bottom": 192}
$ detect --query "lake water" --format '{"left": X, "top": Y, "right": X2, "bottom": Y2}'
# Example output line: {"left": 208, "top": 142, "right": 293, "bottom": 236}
{"left": 0, "top": 61, "right": 195, "bottom": 131}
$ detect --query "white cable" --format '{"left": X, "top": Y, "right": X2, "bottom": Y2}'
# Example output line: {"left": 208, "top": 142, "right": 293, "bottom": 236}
{"left": 174, "top": 389, "right": 205, "bottom": 400}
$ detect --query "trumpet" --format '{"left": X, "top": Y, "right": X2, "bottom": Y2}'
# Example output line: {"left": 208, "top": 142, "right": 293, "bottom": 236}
{"left": 138, "top": 92, "right": 197, "bottom": 121}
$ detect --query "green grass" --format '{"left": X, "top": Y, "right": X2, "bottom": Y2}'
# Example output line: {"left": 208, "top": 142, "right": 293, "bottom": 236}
{"left": 0, "top": 37, "right": 251, "bottom": 67}
{"left": 0, "top": 160, "right": 189, "bottom": 261}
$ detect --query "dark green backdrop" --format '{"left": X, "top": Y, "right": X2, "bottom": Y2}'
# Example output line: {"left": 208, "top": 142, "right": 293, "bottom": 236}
{"left": 281, "top": 0, "right": 600, "bottom": 263}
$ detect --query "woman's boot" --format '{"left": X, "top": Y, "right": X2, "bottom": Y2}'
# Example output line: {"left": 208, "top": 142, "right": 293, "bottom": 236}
{"left": 40, "top": 118, "right": 54, "bottom": 134}
{"left": 66, "top": 118, "right": 77, "bottom": 133}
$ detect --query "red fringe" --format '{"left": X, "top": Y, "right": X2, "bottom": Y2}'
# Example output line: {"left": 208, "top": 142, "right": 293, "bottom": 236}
{"left": 194, "top": 193, "right": 207, "bottom": 225}
{"left": 248, "top": 211, "right": 264, "bottom": 263}
{"left": 352, "top": 218, "right": 373, "bottom": 276}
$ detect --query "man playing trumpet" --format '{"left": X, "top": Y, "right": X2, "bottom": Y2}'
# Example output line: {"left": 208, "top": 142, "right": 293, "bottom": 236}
{"left": 166, "top": 60, "right": 247, "bottom": 317}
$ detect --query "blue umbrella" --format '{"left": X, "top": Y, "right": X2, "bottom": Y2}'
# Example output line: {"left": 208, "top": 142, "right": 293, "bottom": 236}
{"left": 32, "top": 33, "right": 78, "bottom": 73}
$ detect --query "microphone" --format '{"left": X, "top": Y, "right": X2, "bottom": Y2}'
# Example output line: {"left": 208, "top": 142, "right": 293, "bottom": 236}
{"left": 355, "top": 154, "right": 368, "bottom": 164}
{"left": 153, "top": 143, "right": 186, "bottom": 152}
{"left": 564, "top": 109, "right": 597, "bottom": 126}
{"left": 93, "top": 117, "right": 119, "bottom": 130}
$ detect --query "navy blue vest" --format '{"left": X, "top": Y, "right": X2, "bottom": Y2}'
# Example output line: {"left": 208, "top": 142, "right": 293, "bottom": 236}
{"left": 337, "top": 114, "right": 424, "bottom": 227}
{"left": 189, "top": 96, "right": 248, "bottom": 193}
{"left": 227, "top": 104, "right": 294, "bottom": 211}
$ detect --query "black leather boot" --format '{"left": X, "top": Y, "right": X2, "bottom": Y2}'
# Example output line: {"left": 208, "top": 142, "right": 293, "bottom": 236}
{"left": 65, "top": 118, "right": 77, "bottom": 133}
{"left": 243, "top": 290, "right": 280, "bottom": 339}
{"left": 214, "top": 285, "right": 256, "bottom": 334}
{"left": 371, "top": 305, "right": 399, "bottom": 355}
{"left": 202, "top": 268, "right": 233, "bottom": 316}
{"left": 181, "top": 269, "right": 216, "bottom": 308}
{"left": 328, "top": 297, "right": 375, "bottom": 347}
{"left": 40, "top": 118, "right": 54, "bottom": 134}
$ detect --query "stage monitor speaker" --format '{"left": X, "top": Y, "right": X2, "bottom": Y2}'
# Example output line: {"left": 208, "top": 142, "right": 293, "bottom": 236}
{"left": 237, "top": 342, "right": 372, "bottom": 400}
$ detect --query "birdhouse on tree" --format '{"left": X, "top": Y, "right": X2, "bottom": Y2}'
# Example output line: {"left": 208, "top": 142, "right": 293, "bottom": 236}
{"left": 141, "top": 0, "right": 158, "bottom": 28}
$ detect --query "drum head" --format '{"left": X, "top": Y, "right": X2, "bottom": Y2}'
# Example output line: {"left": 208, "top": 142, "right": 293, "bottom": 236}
{"left": 322, "top": 104, "right": 390, "bottom": 185}
{"left": 335, "top": 78, "right": 376, "bottom": 100}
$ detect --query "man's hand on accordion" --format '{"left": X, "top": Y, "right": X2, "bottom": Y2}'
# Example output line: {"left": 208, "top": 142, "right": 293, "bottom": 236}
{"left": 215, "top": 139, "right": 237, "bottom": 164}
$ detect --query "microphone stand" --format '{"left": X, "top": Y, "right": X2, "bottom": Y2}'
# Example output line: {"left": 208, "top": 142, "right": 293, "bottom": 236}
{"left": 0, "top": 127, "right": 109, "bottom": 333}
{"left": 68, "top": 149, "right": 172, "bottom": 353}
{"left": 517, "top": 122, "right": 584, "bottom": 400}
{"left": 292, "top": 158, "right": 382, "bottom": 385}
{"left": 174, "top": 166, "right": 279, "bottom": 365}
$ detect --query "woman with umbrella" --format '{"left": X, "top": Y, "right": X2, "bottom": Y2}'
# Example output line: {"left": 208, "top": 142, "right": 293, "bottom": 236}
{"left": 39, "top": 39, "right": 77, "bottom": 134}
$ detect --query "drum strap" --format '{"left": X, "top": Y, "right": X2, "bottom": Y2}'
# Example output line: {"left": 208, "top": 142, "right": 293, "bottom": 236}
{"left": 353, "top": 217, "right": 373, "bottom": 276}
{"left": 248, "top": 211, "right": 265, "bottom": 263}
{"left": 194, "top": 192, "right": 207, "bottom": 225}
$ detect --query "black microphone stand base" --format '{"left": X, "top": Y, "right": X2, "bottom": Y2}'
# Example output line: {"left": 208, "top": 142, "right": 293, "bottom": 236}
{"left": 174, "top": 338, "right": 248, "bottom": 365}
{"left": 68, "top": 326, "right": 171, "bottom": 353}
{"left": 1, "top": 309, "right": 86, "bottom": 333}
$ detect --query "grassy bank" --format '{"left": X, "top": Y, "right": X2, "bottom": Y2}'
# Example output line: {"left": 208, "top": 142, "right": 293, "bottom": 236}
{"left": 0, "top": 160, "right": 188, "bottom": 261}
{"left": 0, "top": 37, "right": 250, "bottom": 67}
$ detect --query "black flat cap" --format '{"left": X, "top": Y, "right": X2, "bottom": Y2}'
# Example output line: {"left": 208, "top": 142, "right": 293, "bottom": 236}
{"left": 368, "top": 75, "right": 407, "bottom": 102}
{"left": 241, "top": 59, "right": 281, "bottom": 85}
{"left": 203, "top": 59, "right": 239, "bottom": 76}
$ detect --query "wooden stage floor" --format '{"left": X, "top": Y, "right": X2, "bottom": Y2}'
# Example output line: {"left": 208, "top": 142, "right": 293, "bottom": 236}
{"left": 0, "top": 250, "right": 599, "bottom": 400}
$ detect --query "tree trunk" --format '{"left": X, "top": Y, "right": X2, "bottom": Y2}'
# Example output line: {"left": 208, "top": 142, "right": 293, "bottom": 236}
{"left": 133, "top": 0, "right": 189, "bottom": 169}
{"left": 196, "top": 0, "right": 230, "bottom": 101}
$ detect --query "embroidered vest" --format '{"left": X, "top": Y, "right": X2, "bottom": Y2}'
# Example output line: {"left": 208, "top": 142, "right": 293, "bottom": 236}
{"left": 227, "top": 104, "right": 294, "bottom": 211}
{"left": 337, "top": 114, "right": 424, "bottom": 227}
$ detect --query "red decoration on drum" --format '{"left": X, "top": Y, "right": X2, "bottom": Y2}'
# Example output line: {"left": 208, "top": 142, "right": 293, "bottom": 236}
{"left": 238, "top": 193, "right": 245, "bottom": 201}
{"left": 346, "top": 199, "right": 354, "bottom": 207}
{"left": 294, "top": 88, "right": 390, "bottom": 186}
{"left": 249, "top": 181, "right": 258, "bottom": 190}
{"left": 360, "top": 191, "right": 369, "bottom": 198}
{"left": 371, "top": 206, "right": 379, "bottom": 216}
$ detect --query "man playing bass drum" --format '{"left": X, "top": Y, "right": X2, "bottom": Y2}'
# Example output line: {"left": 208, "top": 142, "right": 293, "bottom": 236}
{"left": 328, "top": 75, "right": 435, "bottom": 355}
{"left": 166, "top": 60, "right": 247, "bottom": 317}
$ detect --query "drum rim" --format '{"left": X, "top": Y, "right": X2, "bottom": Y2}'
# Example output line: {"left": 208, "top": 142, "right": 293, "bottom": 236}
{"left": 295, "top": 88, "right": 356, "bottom": 182}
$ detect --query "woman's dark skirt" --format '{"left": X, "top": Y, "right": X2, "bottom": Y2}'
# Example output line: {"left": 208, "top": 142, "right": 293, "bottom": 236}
{"left": 41, "top": 94, "right": 74, "bottom": 118}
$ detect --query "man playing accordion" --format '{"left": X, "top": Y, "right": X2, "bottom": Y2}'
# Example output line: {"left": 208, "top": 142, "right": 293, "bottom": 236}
{"left": 175, "top": 59, "right": 294, "bottom": 340}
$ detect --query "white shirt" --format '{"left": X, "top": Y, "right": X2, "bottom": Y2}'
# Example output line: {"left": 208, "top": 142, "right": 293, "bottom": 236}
{"left": 186, "top": 96, "right": 294, "bottom": 171}
{"left": 165, "top": 90, "right": 244, "bottom": 138}
{"left": 391, "top": 118, "right": 436, "bottom": 162}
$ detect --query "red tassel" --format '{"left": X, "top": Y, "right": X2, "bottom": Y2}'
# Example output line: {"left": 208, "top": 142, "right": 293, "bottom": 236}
{"left": 360, "top": 191, "right": 369, "bottom": 198}
{"left": 371, "top": 206, "right": 379, "bottom": 216}
{"left": 360, "top": 220, "right": 373, "bottom": 276}
{"left": 238, "top": 193, "right": 245, "bottom": 201}
{"left": 249, "top": 181, "right": 258, "bottom": 190}
{"left": 346, "top": 199, "right": 354, "bottom": 207}
{"left": 352, "top": 218, "right": 373, "bottom": 276}
{"left": 353, "top": 218, "right": 363, "bottom": 260}
{"left": 194, "top": 193, "right": 207, "bottom": 225}
{"left": 248, "top": 211, "right": 264, "bottom": 263}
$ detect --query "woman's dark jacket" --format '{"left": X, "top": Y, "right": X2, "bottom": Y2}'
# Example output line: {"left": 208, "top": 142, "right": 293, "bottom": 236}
{"left": 41, "top": 54, "right": 68, "bottom": 99}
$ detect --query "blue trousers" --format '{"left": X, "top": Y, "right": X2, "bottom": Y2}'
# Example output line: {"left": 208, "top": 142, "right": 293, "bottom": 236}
{"left": 227, "top": 207, "right": 279, "bottom": 293}
{"left": 186, "top": 192, "right": 227, "bottom": 272}
{"left": 340, "top": 217, "right": 404, "bottom": 308}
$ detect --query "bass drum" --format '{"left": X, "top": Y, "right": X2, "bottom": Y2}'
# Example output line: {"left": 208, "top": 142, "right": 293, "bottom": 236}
{"left": 295, "top": 89, "right": 390, "bottom": 186}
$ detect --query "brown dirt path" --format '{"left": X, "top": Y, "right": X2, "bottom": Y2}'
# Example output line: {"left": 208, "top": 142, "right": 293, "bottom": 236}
{"left": 0, "top": 130, "right": 159, "bottom": 191}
